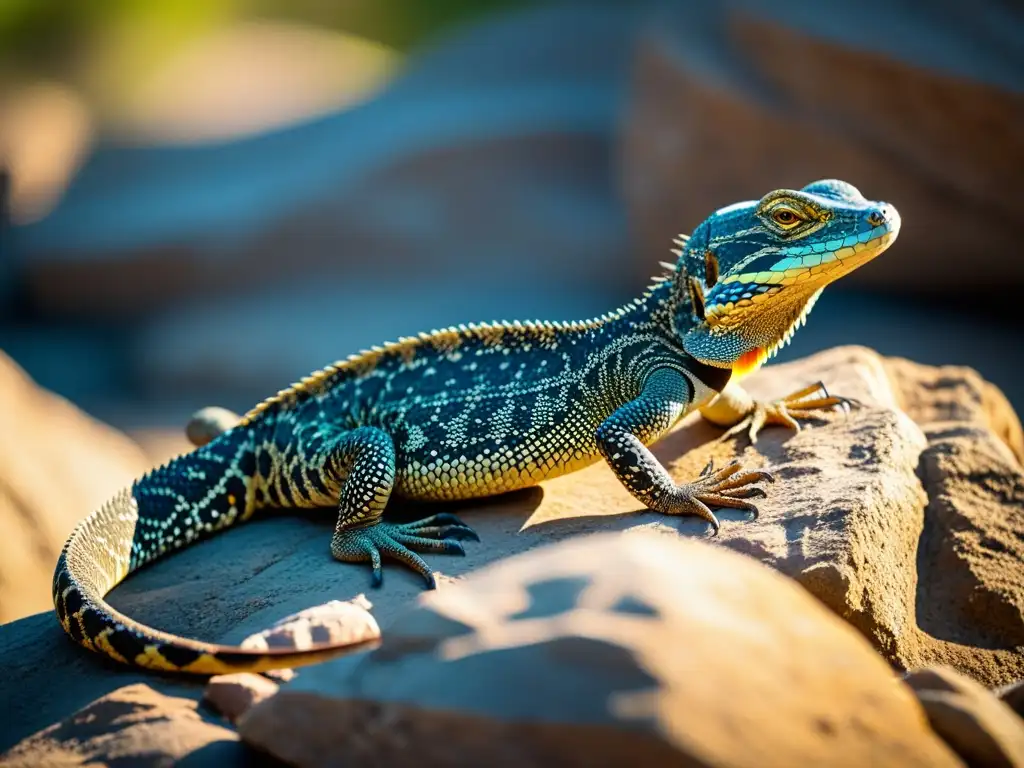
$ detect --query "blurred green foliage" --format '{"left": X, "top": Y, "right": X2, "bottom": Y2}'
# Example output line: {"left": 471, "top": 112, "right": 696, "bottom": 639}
{"left": 0, "top": 0, "right": 540, "bottom": 80}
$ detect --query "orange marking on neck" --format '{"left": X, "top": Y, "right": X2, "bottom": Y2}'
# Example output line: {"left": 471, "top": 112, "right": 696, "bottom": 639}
{"left": 733, "top": 347, "right": 767, "bottom": 380}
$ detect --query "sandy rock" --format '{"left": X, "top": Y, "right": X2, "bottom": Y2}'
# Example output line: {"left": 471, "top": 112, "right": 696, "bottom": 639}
{"left": 620, "top": 3, "right": 1023, "bottom": 295}
{"left": 239, "top": 595, "right": 380, "bottom": 652}
{"left": 996, "top": 679, "right": 1024, "bottom": 719}
{"left": 0, "top": 352, "right": 152, "bottom": 623}
{"left": 203, "top": 673, "right": 280, "bottom": 724}
{"left": 730, "top": 347, "right": 1024, "bottom": 686}
{"left": 882, "top": 357, "right": 1024, "bottom": 684}
{"left": 237, "top": 532, "right": 960, "bottom": 768}
{"left": 885, "top": 357, "right": 1024, "bottom": 465}
{"left": 185, "top": 405, "right": 241, "bottom": 447}
{"left": 2, "top": 345, "right": 1021, "bottom": 751}
{"left": 905, "top": 666, "right": 1024, "bottom": 766}
{"left": 0, "top": 683, "right": 241, "bottom": 767}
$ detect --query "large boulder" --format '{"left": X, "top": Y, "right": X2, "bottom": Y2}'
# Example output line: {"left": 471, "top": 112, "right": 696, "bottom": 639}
{"left": 236, "top": 531, "right": 961, "bottom": 767}
{"left": 1, "top": 346, "right": 1021, "bottom": 759}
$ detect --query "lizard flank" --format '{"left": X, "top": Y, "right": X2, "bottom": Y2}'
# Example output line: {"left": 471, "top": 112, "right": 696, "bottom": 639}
{"left": 54, "top": 179, "right": 900, "bottom": 674}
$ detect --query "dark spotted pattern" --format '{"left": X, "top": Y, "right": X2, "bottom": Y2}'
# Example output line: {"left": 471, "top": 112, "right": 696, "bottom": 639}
{"left": 53, "top": 180, "right": 900, "bottom": 674}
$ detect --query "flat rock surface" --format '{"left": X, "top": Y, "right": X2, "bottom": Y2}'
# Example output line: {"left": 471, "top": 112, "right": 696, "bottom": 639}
{"left": 2, "top": 345, "right": 1022, "bottom": 759}
{"left": 238, "top": 532, "right": 961, "bottom": 767}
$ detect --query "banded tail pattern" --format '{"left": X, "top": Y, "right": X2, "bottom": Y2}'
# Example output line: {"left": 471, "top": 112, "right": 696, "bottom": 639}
{"left": 52, "top": 428, "right": 376, "bottom": 674}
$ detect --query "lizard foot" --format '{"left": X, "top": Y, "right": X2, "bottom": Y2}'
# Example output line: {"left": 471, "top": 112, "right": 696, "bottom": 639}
{"left": 659, "top": 461, "right": 774, "bottom": 535}
{"left": 331, "top": 513, "right": 479, "bottom": 589}
{"left": 722, "top": 381, "right": 856, "bottom": 444}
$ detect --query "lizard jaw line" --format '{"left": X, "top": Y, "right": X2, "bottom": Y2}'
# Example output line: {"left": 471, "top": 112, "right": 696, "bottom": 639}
{"left": 715, "top": 225, "right": 899, "bottom": 294}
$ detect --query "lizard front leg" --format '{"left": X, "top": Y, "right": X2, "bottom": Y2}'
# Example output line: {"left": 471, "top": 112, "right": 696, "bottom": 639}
{"left": 596, "top": 368, "right": 774, "bottom": 533}
{"left": 326, "top": 427, "right": 478, "bottom": 588}
{"left": 700, "top": 381, "right": 853, "bottom": 444}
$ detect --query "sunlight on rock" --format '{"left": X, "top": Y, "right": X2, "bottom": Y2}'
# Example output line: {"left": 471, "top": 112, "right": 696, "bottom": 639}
{"left": 107, "top": 21, "right": 401, "bottom": 143}
{"left": 0, "top": 82, "right": 93, "bottom": 225}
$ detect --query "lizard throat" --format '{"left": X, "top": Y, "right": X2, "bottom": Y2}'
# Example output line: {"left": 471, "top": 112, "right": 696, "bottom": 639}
{"left": 732, "top": 347, "right": 769, "bottom": 380}
{"left": 728, "top": 287, "right": 823, "bottom": 380}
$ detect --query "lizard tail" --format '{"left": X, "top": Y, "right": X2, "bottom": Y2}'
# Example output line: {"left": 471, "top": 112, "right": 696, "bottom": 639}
{"left": 52, "top": 434, "right": 377, "bottom": 675}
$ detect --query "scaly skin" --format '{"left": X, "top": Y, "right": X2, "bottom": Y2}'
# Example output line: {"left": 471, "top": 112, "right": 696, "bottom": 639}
{"left": 54, "top": 179, "right": 900, "bottom": 674}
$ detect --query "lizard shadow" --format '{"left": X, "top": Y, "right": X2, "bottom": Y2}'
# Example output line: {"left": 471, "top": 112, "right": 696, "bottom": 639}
{"left": 523, "top": 405, "right": 849, "bottom": 547}
{"left": 525, "top": 415, "right": 785, "bottom": 543}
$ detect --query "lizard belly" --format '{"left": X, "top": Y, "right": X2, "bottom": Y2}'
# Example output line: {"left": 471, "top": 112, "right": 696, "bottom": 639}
{"left": 395, "top": 448, "right": 604, "bottom": 502}
{"left": 393, "top": 424, "right": 606, "bottom": 502}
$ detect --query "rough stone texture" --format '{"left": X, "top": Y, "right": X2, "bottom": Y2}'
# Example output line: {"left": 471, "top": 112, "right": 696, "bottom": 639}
{"left": 1, "top": 345, "right": 1021, "bottom": 753}
{"left": 0, "top": 352, "right": 152, "bottom": 624}
{"left": 904, "top": 666, "right": 1024, "bottom": 767}
{"left": 882, "top": 358, "right": 1024, "bottom": 684}
{"left": 237, "top": 532, "right": 960, "bottom": 768}
{"left": 203, "top": 674, "right": 280, "bottom": 725}
{"left": 0, "top": 683, "right": 244, "bottom": 767}
{"left": 239, "top": 595, "right": 380, "bottom": 652}
{"left": 885, "top": 358, "right": 1024, "bottom": 465}
{"left": 620, "top": 3, "right": 1023, "bottom": 295}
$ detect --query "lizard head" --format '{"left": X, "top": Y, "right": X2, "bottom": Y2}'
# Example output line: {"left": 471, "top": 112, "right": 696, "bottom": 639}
{"left": 672, "top": 179, "right": 900, "bottom": 378}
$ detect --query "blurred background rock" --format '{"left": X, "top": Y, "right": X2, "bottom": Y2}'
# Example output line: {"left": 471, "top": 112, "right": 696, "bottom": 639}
{"left": 1, "top": 0, "right": 1022, "bottom": 431}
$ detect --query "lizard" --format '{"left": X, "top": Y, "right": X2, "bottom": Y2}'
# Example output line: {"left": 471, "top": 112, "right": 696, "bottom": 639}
{"left": 53, "top": 178, "right": 900, "bottom": 675}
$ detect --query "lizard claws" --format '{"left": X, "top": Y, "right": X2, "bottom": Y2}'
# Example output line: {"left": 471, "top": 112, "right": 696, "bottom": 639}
{"left": 722, "top": 381, "right": 858, "bottom": 444}
{"left": 331, "top": 514, "right": 478, "bottom": 589}
{"left": 661, "top": 461, "right": 774, "bottom": 533}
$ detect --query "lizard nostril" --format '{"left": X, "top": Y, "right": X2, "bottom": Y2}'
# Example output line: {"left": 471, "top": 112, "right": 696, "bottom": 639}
{"left": 866, "top": 209, "right": 886, "bottom": 227}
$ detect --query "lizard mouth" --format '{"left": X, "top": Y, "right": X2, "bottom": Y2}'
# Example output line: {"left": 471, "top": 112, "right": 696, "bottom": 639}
{"left": 707, "top": 216, "right": 900, "bottom": 323}
{"left": 755, "top": 213, "right": 901, "bottom": 291}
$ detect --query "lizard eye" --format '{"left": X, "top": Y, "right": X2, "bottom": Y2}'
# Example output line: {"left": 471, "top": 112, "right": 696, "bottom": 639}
{"left": 771, "top": 207, "right": 803, "bottom": 229}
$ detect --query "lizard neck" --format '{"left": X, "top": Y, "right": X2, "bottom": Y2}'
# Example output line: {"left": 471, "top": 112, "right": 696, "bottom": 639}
{"left": 593, "top": 275, "right": 691, "bottom": 342}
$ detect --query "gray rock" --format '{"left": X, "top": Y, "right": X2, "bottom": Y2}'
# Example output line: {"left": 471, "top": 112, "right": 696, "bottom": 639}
{"left": 13, "top": 3, "right": 646, "bottom": 317}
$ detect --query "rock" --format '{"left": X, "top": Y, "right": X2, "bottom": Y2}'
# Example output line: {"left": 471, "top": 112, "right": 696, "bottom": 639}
{"left": 996, "top": 679, "right": 1024, "bottom": 719}
{"left": 131, "top": 276, "right": 616, "bottom": 401}
{"left": 2, "top": 345, "right": 1021, "bottom": 751}
{"left": 660, "top": 346, "right": 1024, "bottom": 687}
{"left": 239, "top": 595, "right": 380, "bottom": 652}
{"left": 203, "top": 673, "right": 279, "bottom": 725}
{"left": 885, "top": 357, "right": 1024, "bottom": 465}
{"left": 904, "top": 666, "right": 1024, "bottom": 766}
{"left": 185, "top": 406, "right": 241, "bottom": 447}
{"left": 620, "top": 3, "right": 1024, "bottom": 295}
{"left": 0, "top": 683, "right": 242, "bottom": 767}
{"left": 236, "top": 532, "right": 960, "bottom": 767}
{"left": 0, "top": 351, "right": 152, "bottom": 624}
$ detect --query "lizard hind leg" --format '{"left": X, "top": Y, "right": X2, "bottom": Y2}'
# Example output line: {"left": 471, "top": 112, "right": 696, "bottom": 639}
{"left": 327, "top": 428, "right": 478, "bottom": 589}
